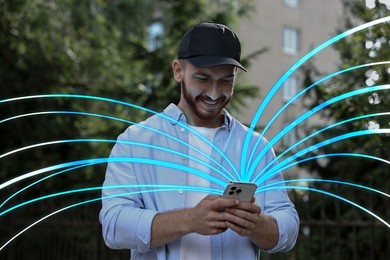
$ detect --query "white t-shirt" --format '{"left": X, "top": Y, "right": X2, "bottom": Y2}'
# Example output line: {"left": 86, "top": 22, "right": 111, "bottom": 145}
{"left": 179, "top": 125, "right": 219, "bottom": 260}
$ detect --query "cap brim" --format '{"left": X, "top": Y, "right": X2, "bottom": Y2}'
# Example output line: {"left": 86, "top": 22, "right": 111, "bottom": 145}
{"left": 187, "top": 56, "right": 247, "bottom": 72}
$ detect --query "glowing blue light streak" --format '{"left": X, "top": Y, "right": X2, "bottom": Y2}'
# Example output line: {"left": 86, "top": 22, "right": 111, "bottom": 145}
{"left": 0, "top": 186, "right": 223, "bottom": 251}
{"left": 245, "top": 85, "right": 390, "bottom": 181}
{"left": 246, "top": 61, "right": 390, "bottom": 170}
{"left": 260, "top": 178, "right": 390, "bottom": 198}
{"left": 254, "top": 112, "right": 390, "bottom": 180}
{"left": 0, "top": 185, "right": 223, "bottom": 217}
{"left": 0, "top": 163, "right": 93, "bottom": 209}
{"left": 2, "top": 182, "right": 389, "bottom": 251}
{"left": 0, "top": 94, "right": 240, "bottom": 178}
{"left": 0, "top": 110, "right": 236, "bottom": 180}
{"left": 0, "top": 143, "right": 232, "bottom": 208}
{"left": 260, "top": 185, "right": 390, "bottom": 228}
{"left": 0, "top": 138, "right": 233, "bottom": 186}
{"left": 261, "top": 153, "right": 390, "bottom": 183}
{"left": 0, "top": 16, "right": 389, "bottom": 252}
{"left": 240, "top": 16, "right": 390, "bottom": 177}
{"left": 253, "top": 129, "right": 390, "bottom": 184}
{"left": 0, "top": 139, "right": 234, "bottom": 209}
{"left": 0, "top": 157, "right": 227, "bottom": 191}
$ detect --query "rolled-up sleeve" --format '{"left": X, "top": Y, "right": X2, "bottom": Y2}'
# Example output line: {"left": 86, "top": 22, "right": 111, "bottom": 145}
{"left": 100, "top": 203, "right": 157, "bottom": 251}
{"left": 256, "top": 145, "right": 300, "bottom": 253}
{"left": 99, "top": 130, "right": 158, "bottom": 252}
{"left": 265, "top": 208, "right": 299, "bottom": 253}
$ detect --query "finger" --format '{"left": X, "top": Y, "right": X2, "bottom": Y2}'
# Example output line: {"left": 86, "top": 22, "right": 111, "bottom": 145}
{"left": 225, "top": 210, "right": 258, "bottom": 231}
{"left": 225, "top": 208, "right": 259, "bottom": 224}
{"left": 203, "top": 194, "right": 222, "bottom": 201}
{"left": 210, "top": 220, "right": 228, "bottom": 229}
{"left": 214, "top": 198, "right": 240, "bottom": 209}
{"left": 225, "top": 221, "right": 251, "bottom": 237}
{"left": 230, "top": 202, "right": 261, "bottom": 214}
{"left": 205, "top": 220, "right": 228, "bottom": 235}
{"left": 208, "top": 227, "right": 228, "bottom": 235}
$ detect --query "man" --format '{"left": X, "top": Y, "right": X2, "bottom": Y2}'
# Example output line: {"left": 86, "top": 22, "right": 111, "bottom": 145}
{"left": 100, "top": 22, "right": 299, "bottom": 259}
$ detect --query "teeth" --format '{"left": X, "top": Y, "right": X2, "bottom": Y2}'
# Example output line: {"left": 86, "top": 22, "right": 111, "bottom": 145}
{"left": 203, "top": 100, "right": 217, "bottom": 105}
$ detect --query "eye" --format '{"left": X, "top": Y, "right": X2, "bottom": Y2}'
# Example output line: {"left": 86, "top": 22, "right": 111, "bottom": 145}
{"left": 220, "top": 78, "right": 234, "bottom": 84}
{"left": 194, "top": 75, "right": 209, "bottom": 81}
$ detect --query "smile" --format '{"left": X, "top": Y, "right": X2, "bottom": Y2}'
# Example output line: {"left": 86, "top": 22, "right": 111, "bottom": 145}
{"left": 202, "top": 99, "right": 218, "bottom": 106}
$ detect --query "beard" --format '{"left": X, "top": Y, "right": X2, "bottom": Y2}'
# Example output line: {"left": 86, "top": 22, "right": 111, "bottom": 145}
{"left": 181, "top": 79, "right": 231, "bottom": 122}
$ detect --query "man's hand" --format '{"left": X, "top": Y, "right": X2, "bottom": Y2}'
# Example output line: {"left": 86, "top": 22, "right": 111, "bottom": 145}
{"left": 187, "top": 195, "right": 239, "bottom": 235}
{"left": 223, "top": 196, "right": 279, "bottom": 250}
{"left": 223, "top": 197, "right": 261, "bottom": 237}
{"left": 151, "top": 195, "right": 278, "bottom": 250}
{"left": 151, "top": 195, "right": 239, "bottom": 248}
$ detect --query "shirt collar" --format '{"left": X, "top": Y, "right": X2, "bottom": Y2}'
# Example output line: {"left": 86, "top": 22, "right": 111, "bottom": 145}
{"left": 163, "top": 103, "right": 233, "bottom": 130}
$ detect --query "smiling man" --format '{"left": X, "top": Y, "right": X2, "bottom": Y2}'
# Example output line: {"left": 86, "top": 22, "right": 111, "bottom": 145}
{"left": 174, "top": 60, "right": 235, "bottom": 127}
{"left": 100, "top": 22, "right": 299, "bottom": 260}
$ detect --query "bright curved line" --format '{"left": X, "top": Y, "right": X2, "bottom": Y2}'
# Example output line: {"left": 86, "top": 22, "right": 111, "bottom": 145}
{"left": 0, "top": 157, "right": 228, "bottom": 191}
{"left": 246, "top": 61, "right": 390, "bottom": 169}
{"left": 0, "top": 138, "right": 234, "bottom": 208}
{"left": 2, "top": 182, "right": 389, "bottom": 251}
{"left": 240, "top": 16, "right": 390, "bottom": 177}
{"left": 0, "top": 186, "right": 223, "bottom": 251}
{"left": 0, "top": 111, "right": 133, "bottom": 125}
{"left": 1, "top": 17, "right": 390, "bottom": 250}
{"left": 0, "top": 163, "right": 92, "bottom": 209}
{"left": 254, "top": 112, "right": 390, "bottom": 180}
{"left": 246, "top": 85, "right": 390, "bottom": 181}
{"left": 0, "top": 94, "right": 239, "bottom": 178}
{"left": 253, "top": 129, "right": 390, "bottom": 184}
{"left": 259, "top": 178, "right": 390, "bottom": 198}
{"left": 259, "top": 153, "right": 390, "bottom": 185}
{"left": 0, "top": 139, "right": 234, "bottom": 189}
{"left": 258, "top": 185, "right": 390, "bottom": 228}
{"left": 0, "top": 185, "right": 223, "bottom": 216}
{"left": 0, "top": 110, "right": 236, "bottom": 181}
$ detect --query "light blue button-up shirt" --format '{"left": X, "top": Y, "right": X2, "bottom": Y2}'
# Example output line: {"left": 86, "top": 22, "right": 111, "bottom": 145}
{"left": 100, "top": 104, "right": 299, "bottom": 260}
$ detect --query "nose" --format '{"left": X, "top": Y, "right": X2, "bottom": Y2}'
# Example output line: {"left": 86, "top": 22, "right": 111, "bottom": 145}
{"left": 206, "top": 80, "right": 219, "bottom": 100}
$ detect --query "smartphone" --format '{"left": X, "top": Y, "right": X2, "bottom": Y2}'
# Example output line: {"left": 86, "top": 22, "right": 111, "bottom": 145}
{"left": 222, "top": 182, "right": 257, "bottom": 202}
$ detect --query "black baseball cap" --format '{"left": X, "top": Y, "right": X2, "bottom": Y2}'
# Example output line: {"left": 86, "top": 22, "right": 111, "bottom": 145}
{"left": 178, "top": 22, "right": 247, "bottom": 72}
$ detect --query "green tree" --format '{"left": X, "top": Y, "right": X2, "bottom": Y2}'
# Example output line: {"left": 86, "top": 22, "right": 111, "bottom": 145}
{"left": 294, "top": 1, "right": 390, "bottom": 259}
{"left": 0, "top": 0, "right": 259, "bottom": 258}
{"left": 0, "top": 0, "right": 259, "bottom": 182}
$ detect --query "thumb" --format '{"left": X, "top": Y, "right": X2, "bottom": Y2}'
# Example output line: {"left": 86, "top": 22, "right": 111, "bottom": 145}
{"left": 203, "top": 194, "right": 221, "bottom": 201}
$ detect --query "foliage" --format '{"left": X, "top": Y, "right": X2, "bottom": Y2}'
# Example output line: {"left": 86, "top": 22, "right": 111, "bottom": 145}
{"left": 0, "top": 0, "right": 258, "bottom": 185}
{"left": 0, "top": 0, "right": 258, "bottom": 257}
{"left": 296, "top": 0, "right": 390, "bottom": 258}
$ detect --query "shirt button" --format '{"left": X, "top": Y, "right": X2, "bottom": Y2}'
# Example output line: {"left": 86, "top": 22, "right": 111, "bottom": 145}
{"left": 180, "top": 128, "right": 185, "bottom": 132}
{"left": 178, "top": 190, "right": 183, "bottom": 194}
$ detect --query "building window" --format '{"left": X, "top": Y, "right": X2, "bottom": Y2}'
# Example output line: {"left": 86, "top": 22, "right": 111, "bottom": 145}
{"left": 283, "top": 26, "right": 300, "bottom": 54}
{"left": 283, "top": 76, "right": 298, "bottom": 102}
{"left": 147, "top": 21, "right": 164, "bottom": 51}
{"left": 284, "top": 0, "right": 299, "bottom": 8}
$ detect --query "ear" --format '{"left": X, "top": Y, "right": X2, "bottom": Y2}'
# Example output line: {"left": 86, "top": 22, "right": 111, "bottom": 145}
{"left": 172, "top": 59, "right": 184, "bottom": 83}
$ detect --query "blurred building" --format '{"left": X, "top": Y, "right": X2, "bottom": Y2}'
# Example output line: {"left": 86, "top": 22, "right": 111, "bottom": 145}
{"left": 234, "top": 0, "right": 344, "bottom": 178}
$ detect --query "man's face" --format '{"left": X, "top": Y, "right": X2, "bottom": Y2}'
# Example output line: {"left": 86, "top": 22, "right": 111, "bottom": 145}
{"left": 176, "top": 61, "right": 236, "bottom": 127}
